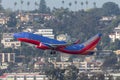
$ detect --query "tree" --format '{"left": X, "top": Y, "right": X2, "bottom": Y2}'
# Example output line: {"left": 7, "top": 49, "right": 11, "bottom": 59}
{"left": 62, "top": 0, "right": 65, "bottom": 8}
{"left": 27, "top": 1, "right": 30, "bottom": 11}
{"left": 77, "top": 72, "right": 89, "bottom": 80}
{"left": 7, "top": 12, "right": 17, "bottom": 27}
{"left": 116, "top": 77, "right": 120, "bottom": 80}
{"left": 20, "top": 0, "right": 24, "bottom": 11}
{"left": 68, "top": 2, "right": 72, "bottom": 9}
{"left": 110, "top": 39, "right": 120, "bottom": 50}
{"left": 14, "top": 2, "right": 17, "bottom": 11}
{"left": 97, "top": 73, "right": 105, "bottom": 80}
{"left": 0, "top": 43, "right": 4, "bottom": 52}
{"left": 102, "top": 53, "right": 117, "bottom": 69}
{"left": 74, "top": 1, "right": 77, "bottom": 11}
{"left": 35, "top": 1, "right": 38, "bottom": 10}
{"left": 89, "top": 73, "right": 105, "bottom": 80}
{"left": 107, "top": 75, "right": 113, "bottom": 80}
{"left": 39, "top": 0, "right": 48, "bottom": 13}
{"left": 74, "top": 1, "right": 77, "bottom": 5}
{"left": 64, "top": 65, "right": 78, "bottom": 80}
{"left": 99, "top": 34, "right": 111, "bottom": 50}
{"left": 102, "top": 2, "right": 120, "bottom": 16}
{"left": 0, "top": 0, "right": 4, "bottom": 12}
{"left": 93, "top": 2, "right": 96, "bottom": 8}
{"left": 80, "top": 2, "right": 84, "bottom": 10}
{"left": 85, "top": 1, "right": 88, "bottom": 9}
{"left": 45, "top": 67, "right": 63, "bottom": 80}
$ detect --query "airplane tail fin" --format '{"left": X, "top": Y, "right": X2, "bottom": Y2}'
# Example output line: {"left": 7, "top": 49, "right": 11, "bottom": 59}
{"left": 82, "top": 33, "right": 102, "bottom": 55}
{"left": 83, "top": 33, "right": 102, "bottom": 46}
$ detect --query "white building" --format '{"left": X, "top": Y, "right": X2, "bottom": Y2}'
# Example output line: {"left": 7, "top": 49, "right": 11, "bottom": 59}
{"left": 34, "top": 29, "right": 54, "bottom": 39}
{"left": 1, "top": 33, "right": 21, "bottom": 48}
{"left": 100, "top": 16, "right": 116, "bottom": 21}
{"left": 0, "top": 13, "right": 9, "bottom": 25}
{"left": 109, "top": 24, "right": 120, "bottom": 42}
{"left": 52, "top": 61, "right": 102, "bottom": 72}
{"left": 56, "top": 33, "right": 71, "bottom": 42}
{"left": 0, "top": 53, "right": 15, "bottom": 63}
{"left": 0, "top": 73, "right": 48, "bottom": 80}
{"left": 60, "top": 53, "right": 70, "bottom": 62}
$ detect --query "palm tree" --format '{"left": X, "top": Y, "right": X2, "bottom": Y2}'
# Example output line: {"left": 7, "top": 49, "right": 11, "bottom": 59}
{"left": 74, "top": 1, "right": 77, "bottom": 11}
{"left": 85, "top": 1, "right": 88, "bottom": 10}
{"left": 61, "top": 0, "right": 65, "bottom": 8}
{"left": 14, "top": 2, "right": 17, "bottom": 11}
{"left": 27, "top": 1, "right": 30, "bottom": 11}
{"left": 20, "top": 0, "right": 24, "bottom": 11}
{"left": 64, "top": 65, "right": 78, "bottom": 80}
{"left": 80, "top": 2, "right": 84, "bottom": 10}
{"left": 35, "top": 1, "right": 38, "bottom": 10}
{"left": 68, "top": 2, "right": 72, "bottom": 10}
{"left": 93, "top": 2, "right": 96, "bottom": 8}
{"left": 0, "top": 0, "right": 1, "bottom": 5}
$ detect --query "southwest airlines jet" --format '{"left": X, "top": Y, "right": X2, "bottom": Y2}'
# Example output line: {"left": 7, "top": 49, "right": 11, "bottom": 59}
{"left": 13, "top": 32, "right": 102, "bottom": 55}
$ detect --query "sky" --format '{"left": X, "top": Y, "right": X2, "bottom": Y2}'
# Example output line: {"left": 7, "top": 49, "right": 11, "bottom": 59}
{"left": 1, "top": 0, "right": 120, "bottom": 11}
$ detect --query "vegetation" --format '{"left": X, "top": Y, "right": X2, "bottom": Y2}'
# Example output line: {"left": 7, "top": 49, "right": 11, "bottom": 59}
{"left": 0, "top": 0, "right": 119, "bottom": 57}
{"left": 0, "top": 0, "right": 120, "bottom": 62}
{"left": 0, "top": 1, "right": 120, "bottom": 79}
{"left": 102, "top": 2, "right": 120, "bottom": 16}
{"left": 7, "top": 12, "right": 17, "bottom": 27}
{"left": 64, "top": 65, "right": 79, "bottom": 80}
{"left": 39, "top": 0, "right": 50, "bottom": 13}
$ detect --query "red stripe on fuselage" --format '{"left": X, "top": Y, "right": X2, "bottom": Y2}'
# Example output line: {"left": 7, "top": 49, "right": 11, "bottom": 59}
{"left": 18, "top": 38, "right": 50, "bottom": 50}
{"left": 18, "top": 38, "right": 40, "bottom": 45}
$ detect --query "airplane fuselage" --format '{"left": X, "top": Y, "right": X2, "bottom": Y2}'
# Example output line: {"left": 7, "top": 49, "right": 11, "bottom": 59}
{"left": 14, "top": 32, "right": 101, "bottom": 55}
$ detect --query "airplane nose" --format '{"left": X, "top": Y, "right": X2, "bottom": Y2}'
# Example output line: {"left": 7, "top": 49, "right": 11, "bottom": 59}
{"left": 13, "top": 33, "right": 20, "bottom": 39}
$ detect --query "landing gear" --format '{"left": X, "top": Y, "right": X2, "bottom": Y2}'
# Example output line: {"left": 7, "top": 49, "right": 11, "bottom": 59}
{"left": 50, "top": 50, "right": 56, "bottom": 54}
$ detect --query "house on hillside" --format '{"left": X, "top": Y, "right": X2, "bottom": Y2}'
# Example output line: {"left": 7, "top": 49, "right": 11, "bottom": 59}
{"left": 1, "top": 33, "right": 21, "bottom": 48}
{"left": 109, "top": 24, "right": 120, "bottom": 42}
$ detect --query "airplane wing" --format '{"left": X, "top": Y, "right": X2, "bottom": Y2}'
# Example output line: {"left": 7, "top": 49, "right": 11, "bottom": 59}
{"left": 44, "top": 43, "right": 78, "bottom": 48}
{"left": 42, "top": 39, "right": 80, "bottom": 49}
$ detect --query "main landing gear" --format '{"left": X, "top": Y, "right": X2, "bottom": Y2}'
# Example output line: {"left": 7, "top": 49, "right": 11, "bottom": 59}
{"left": 50, "top": 50, "right": 56, "bottom": 54}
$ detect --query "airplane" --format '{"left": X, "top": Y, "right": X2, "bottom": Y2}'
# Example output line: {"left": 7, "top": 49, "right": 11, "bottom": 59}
{"left": 13, "top": 32, "right": 102, "bottom": 55}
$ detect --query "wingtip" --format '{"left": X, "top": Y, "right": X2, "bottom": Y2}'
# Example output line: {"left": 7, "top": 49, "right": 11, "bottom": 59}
{"left": 98, "top": 33, "right": 102, "bottom": 37}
